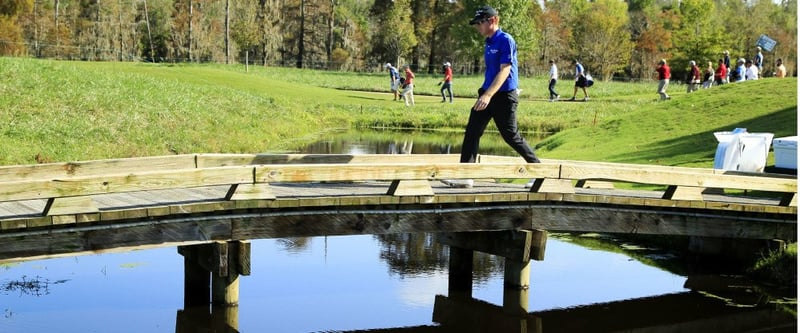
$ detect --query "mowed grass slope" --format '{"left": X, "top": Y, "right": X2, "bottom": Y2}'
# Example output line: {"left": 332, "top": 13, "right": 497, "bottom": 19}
{"left": 538, "top": 78, "right": 798, "bottom": 167}
{"left": 0, "top": 57, "right": 796, "bottom": 168}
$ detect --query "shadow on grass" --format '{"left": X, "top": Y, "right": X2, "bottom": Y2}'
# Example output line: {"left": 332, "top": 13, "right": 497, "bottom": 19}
{"left": 608, "top": 107, "right": 798, "bottom": 165}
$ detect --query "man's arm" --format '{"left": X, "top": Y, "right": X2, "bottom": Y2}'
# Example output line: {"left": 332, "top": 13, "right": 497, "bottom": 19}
{"left": 474, "top": 63, "right": 511, "bottom": 111}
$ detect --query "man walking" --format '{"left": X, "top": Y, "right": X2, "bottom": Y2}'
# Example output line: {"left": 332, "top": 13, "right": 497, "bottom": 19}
{"left": 548, "top": 59, "right": 559, "bottom": 101}
{"left": 439, "top": 62, "right": 454, "bottom": 103}
{"left": 656, "top": 59, "right": 671, "bottom": 100}
{"left": 442, "top": 5, "right": 541, "bottom": 188}
{"left": 568, "top": 59, "right": 589, "bottom": 101}
{"left": 385, "top": 63, "right": 400, "bottom": 101}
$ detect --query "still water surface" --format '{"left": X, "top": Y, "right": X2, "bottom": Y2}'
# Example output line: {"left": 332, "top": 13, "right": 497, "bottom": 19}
{"left": 0, "top": 130, "right": 795, "bottom": 332}
{"left": 2, "top": 235, "right": 688, "bottom": 332}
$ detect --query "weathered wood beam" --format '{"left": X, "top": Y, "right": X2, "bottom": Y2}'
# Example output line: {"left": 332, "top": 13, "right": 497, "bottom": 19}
{"left": 662, "top": 185, "right": 705, "bottom": 201}
{"left": 560, "top": 164, "right": 795, "bottom": 193}
{"left": 527, "top": 179, "right": 575, "bottom": 194}
{"left": 225, "top": 184, "right": 276, "bottom": 200}
{"left": 0, "top": 154, "right": 198, "bottom": 182}
{"left": 437, "top": 230, "right": 547, "bottom": 263}
{"left": 387, "top": 180, "right": 435, "bottom": 196}
{"left": 0, "top": 202, "right": 793, "bottom": 263}
{"left": 42, "top": 196, "right": 99, "bottom": 216}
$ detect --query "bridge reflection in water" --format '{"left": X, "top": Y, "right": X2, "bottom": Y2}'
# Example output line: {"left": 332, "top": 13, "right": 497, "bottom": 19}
{"left": 172, "top": 234, "right": 795, "bottom": 333}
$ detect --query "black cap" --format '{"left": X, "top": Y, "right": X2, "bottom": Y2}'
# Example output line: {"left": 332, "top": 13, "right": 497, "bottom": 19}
{"left": 469, "top": 5, "right": 498, "bottom": 25}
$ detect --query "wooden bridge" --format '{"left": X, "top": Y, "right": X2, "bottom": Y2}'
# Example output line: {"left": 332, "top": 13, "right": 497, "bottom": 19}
{"left": 0, "top": 153, "right": 796, "bottom": 263}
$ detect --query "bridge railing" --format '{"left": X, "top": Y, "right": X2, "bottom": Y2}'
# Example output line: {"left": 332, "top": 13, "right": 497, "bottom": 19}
{"left": 0, "top": 154, "right": 795, "bottom": 221}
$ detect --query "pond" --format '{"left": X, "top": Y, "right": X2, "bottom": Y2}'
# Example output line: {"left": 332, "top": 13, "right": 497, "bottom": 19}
{"left": 0, "top": 129, "right": 795, "bottom": 332}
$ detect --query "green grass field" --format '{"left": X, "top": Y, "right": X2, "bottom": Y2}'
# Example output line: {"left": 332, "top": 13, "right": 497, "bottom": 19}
{"left": 0, "top": 57, "right": 796, "bottom": 167}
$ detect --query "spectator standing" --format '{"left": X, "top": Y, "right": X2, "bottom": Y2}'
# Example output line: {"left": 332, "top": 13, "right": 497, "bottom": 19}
{"left": 775, "top": 58, "right": 787, "bottom": 78}
{"left": 656, "top": 59, "right": 671, "bottom": 100}
{"left": 744, "top": 59, "right": 759, "bottom": 80}
{"left": 568, "top": 59, "right": 589, "bottom": 101}
{"left": 439, "top": 62, "right": 454, "bottom": 103}
{"left": 687, "top": 60, "right": 701, "bottom": 93}
{"left": 401, "top": 64, "right": 415, "bottom": 106}
{"left": 754, "top": 46, "right": 764, "bottom": 72}
{"left": 723, "top": 50, "right": 731, "bottom": 83}
{"left": 731, "top": 58, "right": 746, "bottom": 83}
{"left": 385, "top": 63, "right": 401, "bottom": 101}
{"left": 702, "top": 61, "right": 715, "bottom": 88}
{"left": 441, "top": 5, "right": 541, "bottom": 188}
{"left": 548, "top": 59, "right": 559, "bottom": 101}
{"left": 714, "top": 59, "right": 728, "bottom": 85}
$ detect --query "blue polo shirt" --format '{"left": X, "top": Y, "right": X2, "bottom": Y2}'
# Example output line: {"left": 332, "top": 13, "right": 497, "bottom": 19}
{"left": 482, "top": 28, "right": 518, "bottom": 92}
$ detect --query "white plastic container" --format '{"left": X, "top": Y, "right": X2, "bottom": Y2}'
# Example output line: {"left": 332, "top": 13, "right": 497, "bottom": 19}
{"left": 713, "top": 129, "right": 773, "bottom": 172}
{"left": 773, "top": 136, "right": 797, "bottom": 169}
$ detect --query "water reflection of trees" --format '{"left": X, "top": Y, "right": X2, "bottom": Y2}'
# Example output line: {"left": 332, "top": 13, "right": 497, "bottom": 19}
{"left": 375, "top": 233, "right": 504, "bottom": 283}
{"left": 300, "top": 129, "right": 549, "bottom": 156}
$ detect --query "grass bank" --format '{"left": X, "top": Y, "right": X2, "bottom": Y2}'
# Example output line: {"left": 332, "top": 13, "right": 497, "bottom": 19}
{"left": 1, "top": 58, "right": 795, "bottom": 167}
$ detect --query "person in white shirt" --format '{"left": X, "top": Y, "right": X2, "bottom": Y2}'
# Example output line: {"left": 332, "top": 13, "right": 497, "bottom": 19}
{"left": 775, "top": 58, "right": 787, "bottom": 78}
{"left": 744, "top": 59, "right": 759, "bottom": 80}
{"left": 548, "top": 59, "right": 559, "bottom": 101}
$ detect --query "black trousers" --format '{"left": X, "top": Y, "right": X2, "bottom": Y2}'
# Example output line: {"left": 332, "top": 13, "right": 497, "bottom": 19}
{"left": 459, "top": 89, "right": 540, "bottom": 163}
{"left": 548, "top": 78, "right": 558, "bottom": 99}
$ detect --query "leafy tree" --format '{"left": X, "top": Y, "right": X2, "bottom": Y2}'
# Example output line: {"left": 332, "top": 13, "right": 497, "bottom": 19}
{"left": 0, "top": 0, "right": 32, "bottom": 56}
{"left": 629, "top": 6, "right": 675, "bottom": 79}
{"left": 536, "top": 3, "right": 570, "bottom": 66}
{"left": 670, "top": 0, "right": 725, "bottom": 79}
{"left": 257, "top": 0, "right": 284, "bottom": 66}
{"left": 765, "top": 0, "right": 797, "bottom": 76}
{"left": 329, "top": 0, "right": 371, "bottom": 70}
{"left": 572, "top": 0, "right": 633, "bottom": 80}
{"left": 137, "top": 0, "right": 171, "bottom": 62}
{"left": 369, "top": 0, "right": 416, "bottom": 68}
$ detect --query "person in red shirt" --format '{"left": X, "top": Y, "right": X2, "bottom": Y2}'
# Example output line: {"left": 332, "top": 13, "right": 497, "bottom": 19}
{"left": 439, "top": 62, "right": 454, "bottom": 103}
{"left": 714, "top": 59, "right": 727, "bottom": 86}
{"left": 656, "top": 59, "right": 671, "bottom": 100}
{"left": 401, "top": 64, "right": 415, "bottom": 106}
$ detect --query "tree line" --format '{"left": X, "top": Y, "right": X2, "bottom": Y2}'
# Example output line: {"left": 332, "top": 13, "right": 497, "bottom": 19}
{"left": 0, "top": 0, "right": 795, "bottom": 80}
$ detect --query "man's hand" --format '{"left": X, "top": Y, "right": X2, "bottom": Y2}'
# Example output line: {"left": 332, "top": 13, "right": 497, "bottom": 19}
{"left": 473, "top": 94, "right": 491, "bottom": 111}
{"left": 437, "top": 81, "right": 442, "bottom": 86}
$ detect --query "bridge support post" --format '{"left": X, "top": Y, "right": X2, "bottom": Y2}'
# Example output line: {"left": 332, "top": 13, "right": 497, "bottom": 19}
{"left": 177, "top": 240, "right": 250, "bottom": 332}
{"left": 448, "top": 246, "right": 473, "bottom": 299}
{"left": 441, "top": 230, "right": 547, "bottom": 314}
{"left": 503, "top": 257, "right": 530, "bottom": 315}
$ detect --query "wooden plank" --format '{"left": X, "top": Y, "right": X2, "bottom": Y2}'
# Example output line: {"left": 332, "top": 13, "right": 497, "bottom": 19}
{"left": 387, "top": 180, "right": 435, "bottom": 196}
{"left": 196, "top": 153, "right": 461, "bottom": 167}
{"left": 528, "top": 179, "right": 575, "bottom": 194}
{"left": 0, "top": 155, "right": 197, "bottom": 182}
{"left": 43, "top": 196, "right": 99, "bottom": 216}
{"left": 225, "top": 184, "right": 276, "bottom": 200}
{"left": 51, "top": 215, "right": 77, "bottom": 225}
{"left": 559, "top": 164, "right": 796, "bottom": 193}
{"left": 1, "top": 219, "right": 28, "bottom": 230}
{"left": 213, "top": 241, "right": 229, "bottom": 277}
{"left": 437, "top": 231, "right": 534, "bottom": 262}
{"left": 0, "top": 166, "right": 255, "bottom": 201}
{"left": 662, "top": 186, "right": 705, "bottom": 201}
{"left": 530, "top": 229, "right": 547, "bottom": 261}
{"left": 254, "top": 162, "right": 561, "bottom": 183}
{"left": 236, "top": 241, "right": 251, "bottom": 276}
{"left": 575, "top": 180, "right": 616, "bottom": 189}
